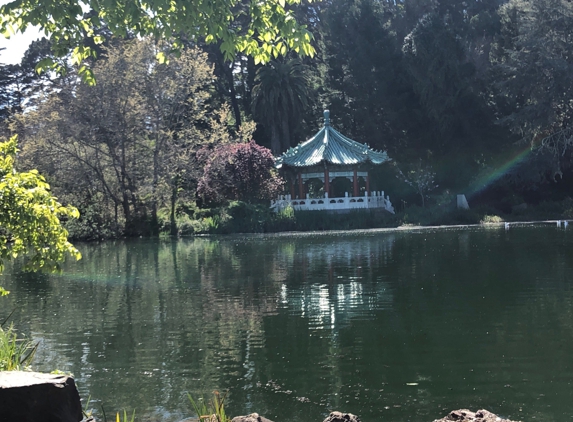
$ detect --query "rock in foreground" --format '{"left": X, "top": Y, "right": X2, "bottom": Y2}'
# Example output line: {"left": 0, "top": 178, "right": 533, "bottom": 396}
{"left": 231, "top": 413, "right": 274, "bottom": 422}
{"left": 0, "top": 371, "right": 83, "bottom": 422}
{"left": 433, "top": 409, "right": 520, "bottom": 422}
{"left": 323, "top": 411, "right": 361, "bottom": 422}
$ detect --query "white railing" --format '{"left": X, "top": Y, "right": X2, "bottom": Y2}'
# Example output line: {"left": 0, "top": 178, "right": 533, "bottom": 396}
{"left": 271, "top": 191, "right": 395, "bottom": 214}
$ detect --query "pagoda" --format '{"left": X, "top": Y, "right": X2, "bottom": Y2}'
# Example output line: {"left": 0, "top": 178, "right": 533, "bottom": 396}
{"left": 271, "top": 110, "right": 394, "bottom": 213}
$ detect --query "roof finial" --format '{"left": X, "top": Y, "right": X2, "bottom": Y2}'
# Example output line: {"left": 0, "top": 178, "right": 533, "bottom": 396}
{"left": 324, "top": 110, "right": 330, "bottom": 126}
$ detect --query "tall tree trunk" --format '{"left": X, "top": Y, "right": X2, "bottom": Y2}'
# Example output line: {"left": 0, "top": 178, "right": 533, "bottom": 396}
{"left": 225, "top": 61, "right": 242, "bottom": 130}
{"left": 244, "top": 56, "right": 256, "bottom": 114}
{"left": 170, "top": 175, "right": 179, "bottom": 236}
{"left": 122, "top": 192, "right": 131, "bottom": 231}
{"left": 270, "top": 124, "right": 281, "bottom": 155}
{"left": 281, "top": 115, "right": 291, "bottom": 152}
{"left": 118, "top": 136, "right": 133, "bottom": 232}
{"left": 211, "top": 48, "right": 242, "bottom": 130}
{"left": 114, "top": 202, "right": 119, "bottom": 231}
{"left": 150, "top": 140, "right": 160, "bottom": 236}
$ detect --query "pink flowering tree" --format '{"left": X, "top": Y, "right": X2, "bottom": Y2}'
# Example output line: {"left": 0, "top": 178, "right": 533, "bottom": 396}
{"left": 198, "top": 140, "right": 284, "bottom": 204}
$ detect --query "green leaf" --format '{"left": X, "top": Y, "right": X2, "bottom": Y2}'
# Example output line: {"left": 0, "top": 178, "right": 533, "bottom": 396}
{"left": 35, "top": 58, "right": 55, "bottom": 75}
{"left": 156, "top": 51, "right": 169, "bottom": 64}
{"left": 78, "top": 67, "right": 96, "bottom": 86}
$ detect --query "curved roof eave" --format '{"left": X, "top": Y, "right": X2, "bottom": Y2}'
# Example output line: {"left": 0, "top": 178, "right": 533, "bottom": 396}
{"left": 276, "top": 110, "right": 391, "bottom": 169}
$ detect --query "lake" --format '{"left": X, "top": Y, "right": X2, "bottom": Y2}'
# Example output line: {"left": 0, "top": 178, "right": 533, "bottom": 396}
{"left": 2, "top": 224, "right": 573, "bottom": 421}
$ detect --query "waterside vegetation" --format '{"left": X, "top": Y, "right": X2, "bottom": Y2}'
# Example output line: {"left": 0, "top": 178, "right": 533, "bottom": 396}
{"left": 188, "top": 391, "right": 231, "bottom": 422}
{"left": 0, "top": 323, "right": 37, "bottom": 371}
{"left": 156, "top": 196, "right": 573, "bottom": 236}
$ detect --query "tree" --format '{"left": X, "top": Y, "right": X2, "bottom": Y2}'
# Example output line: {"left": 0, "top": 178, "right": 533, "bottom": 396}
{"left": 197, "top": 140, "right": 284, "bottom": 203}
{"left": 252, "top": 59, "right": 311, "bottom": 154}
{"left": 492, "top": 0, "right": 573, "bottom": 139}
{"left": 0, "top": 135, "right": 81, "bottom": 295}
{"left": 397, "top": 161, "right": 438, "bottom": 208}
{"left": 0, "top": 61, "right": 18, "bottom": 125}
{"left": 17, "top": 39, "right": 224, "bottom": 237}
{"left": 0, "top": 0, "right": 315, "bottom": 83}
{"left": 486, "top": 0, "right": 573, "bottom": 184}
{"left": 402, "top": 13, "right": 490, "bottom": 153}
{"left": 318, "top": 0, "right": 410, "bottom": 155}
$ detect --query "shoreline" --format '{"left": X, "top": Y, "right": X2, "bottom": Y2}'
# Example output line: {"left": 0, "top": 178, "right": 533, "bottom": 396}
{"left": 190, "top": 218, "right": 572, "bottom": 240}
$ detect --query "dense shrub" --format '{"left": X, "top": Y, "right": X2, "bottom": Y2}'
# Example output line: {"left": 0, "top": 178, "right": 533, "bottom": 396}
{"left": 197, "top": 140, "right": 284, "bottom": 204}
{"left": 64, "top": 203, "right": 118, "bottom": 240}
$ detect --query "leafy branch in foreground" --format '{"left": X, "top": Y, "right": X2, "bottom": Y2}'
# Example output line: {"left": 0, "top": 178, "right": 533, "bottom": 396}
{"left": 0, "top": 135, "right": 81, "bottom": 276}
{"left": 0, "top": 0, "right": 315, "bottom": 84}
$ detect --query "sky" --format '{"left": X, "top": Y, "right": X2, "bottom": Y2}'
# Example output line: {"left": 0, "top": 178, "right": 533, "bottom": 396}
{"left": 0, "top": 28, "right": 42, "bottom": 64}
{"left": 0, "top": 0, "right": 43, "bottom": 65}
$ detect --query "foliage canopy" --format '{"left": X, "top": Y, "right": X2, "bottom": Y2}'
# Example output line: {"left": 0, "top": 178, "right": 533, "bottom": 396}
{"left": 0, "top": 0, "right": 315, "bottom": 83}
{"left": 17, "top": 39, "right": 234, "bottom": 237}
{"left": 0, "top": 135, "right": 81, "bottom": 292}
{"left": 6, "top": 0, "right": 573, "bottom": 230}
{"left": 252, "top": 59, "right": 311, "bottom": 154}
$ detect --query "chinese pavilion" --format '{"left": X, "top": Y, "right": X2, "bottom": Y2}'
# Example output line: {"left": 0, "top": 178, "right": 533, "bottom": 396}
{"left": 271, "top": 110, "right": 394, "bottom": 213}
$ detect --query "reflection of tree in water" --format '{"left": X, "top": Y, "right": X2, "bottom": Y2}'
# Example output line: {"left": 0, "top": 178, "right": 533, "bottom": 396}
{"left": 6, "top": 228, "right": 573, "bottom": 421}
{"left": 2, "top": 238, "right": 286, "bottom": 420}
{"left": 2, "top": 235, "right": 398, "bottom": 419}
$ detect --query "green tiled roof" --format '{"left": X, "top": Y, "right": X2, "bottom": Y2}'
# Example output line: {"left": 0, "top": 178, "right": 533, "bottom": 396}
{"left": 276, "top": 110, "right": 390, "bottom": 169}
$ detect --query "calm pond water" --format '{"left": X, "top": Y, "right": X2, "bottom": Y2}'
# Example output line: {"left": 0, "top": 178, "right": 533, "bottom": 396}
{"left": 2, "top": 225, "right": 573, "bottom": 421}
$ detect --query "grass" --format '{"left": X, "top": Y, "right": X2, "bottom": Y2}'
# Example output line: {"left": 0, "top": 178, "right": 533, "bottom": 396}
{"left": 0, "top": 322, "right": 37, "bottom": 371}
{"left": 188, "top": 391, "right": 230, "bottom": 422}
{"left": 115, "top": 410, "right": 136, "bottom": 422}
{"left": 96, "top": 406, "right": 136, "bottom": 422}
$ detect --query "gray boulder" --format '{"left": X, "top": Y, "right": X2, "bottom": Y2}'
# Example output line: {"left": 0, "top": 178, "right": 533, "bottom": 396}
{"left": 0, "top": 371, "right": 83, "bottom": 422}
{"left": 433, "top": 409, "right": 520, "bottom": 422}
{"left": 231, "top": 413, "right": 274, "bottom": 422}
{"left": 323, "top": 411, "right": 361, "bottom": 422}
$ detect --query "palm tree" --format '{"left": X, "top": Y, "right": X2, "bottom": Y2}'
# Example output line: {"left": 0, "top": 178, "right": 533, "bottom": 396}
{"left": 252, "top": 59, "right": 310, "bottom": 154}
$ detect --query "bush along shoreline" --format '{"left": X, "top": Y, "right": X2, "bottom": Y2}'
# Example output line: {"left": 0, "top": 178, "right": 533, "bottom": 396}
{"left": 62, "top": 196, "right": 573, "bottom": 241}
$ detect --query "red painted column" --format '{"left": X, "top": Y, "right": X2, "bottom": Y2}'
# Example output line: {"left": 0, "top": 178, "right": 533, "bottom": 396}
{"left": 298, "top": 173, "right": 304, "bottom": 199}
{"left": 353, "top": 170, "right": 359, "bottom": 197}
{"left": 366, "top": 173, "right": 371, "bottom": 196}
{"left": 324, "top": 168, "right": 330, "bottom": 197}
